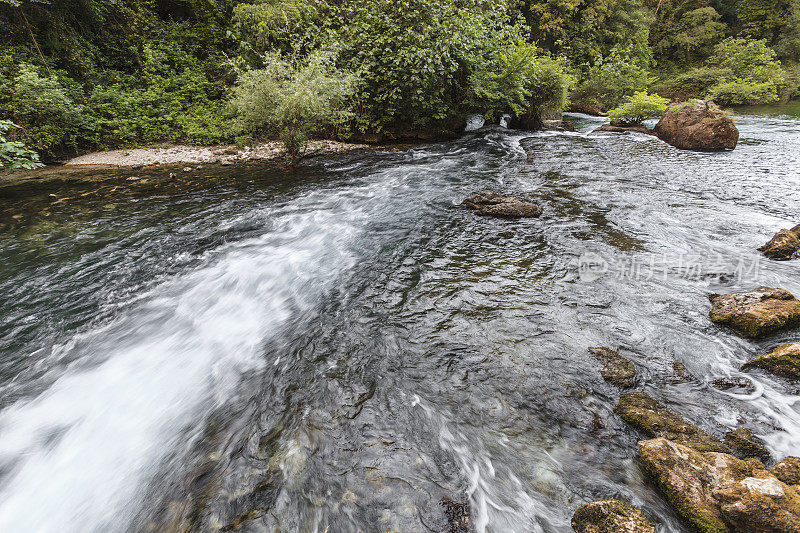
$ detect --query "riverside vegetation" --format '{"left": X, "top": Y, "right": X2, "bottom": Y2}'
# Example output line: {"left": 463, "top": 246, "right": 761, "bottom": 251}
{"left": 1, "top": 0, "right": 800, "bottom": 169}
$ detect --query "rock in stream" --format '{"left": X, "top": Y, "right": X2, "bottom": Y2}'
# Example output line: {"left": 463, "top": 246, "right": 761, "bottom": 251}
{"left": 461, "top": 191, "right": 542, "bottom": 219}
{"left": 759, "top": 226, "right": 800, "bottom": 261}
{"left": 709, "top": 287, "right": 800, "bottom": 339}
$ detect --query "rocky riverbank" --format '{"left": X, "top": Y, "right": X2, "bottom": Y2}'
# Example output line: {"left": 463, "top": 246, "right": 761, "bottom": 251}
{"left": 63, "top": 140, "right": 370, "bottom": 167}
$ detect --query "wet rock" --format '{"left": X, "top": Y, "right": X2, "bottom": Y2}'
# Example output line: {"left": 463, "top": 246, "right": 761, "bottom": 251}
{"left": 569, "top": 102, "right": 603, "bottom": 116}
{"left": 589, "top": 347, "right": 636, "bottom": 388}
{"left": 654, "top": 100, "right": 739, "bottom": 151}
{"left": 758, "top": 227, "right": 800, "bottom": 261}
{"left": 743, "top": 343, "right": 800, "bottom": 380}
{"left": 592, "top": 124, "right": 654, "bottom": 135}
{"left": 725, "top": 427, "right": 771, "bottom": 462}
{"left": 571, "top": 499, "right": 655, "bottom": 533}
{"left": 542, "top": 119, "right": 576, "bottom": 132}
{"left": 712, "top": 377, "right": 756, "bottom": 395}
{"left": 615, "top": 392, "right": 729, "bottom": 453}
{"left": 441, "top": 496, "right": 471, "bottom": 533}
{"left": 671, "top": 361, "right": 695, "bottom": 383}
{"left": 639, "top": 437, "right": 800, "bottom": 533}
{"left": 709, "top": 287, "right": 800, "bottom": 339}
{"left": 461, "top": 191, "right": 542, "bottom": 219}
{"left": 773, "top": 457, "right": 800, "bottom": 486}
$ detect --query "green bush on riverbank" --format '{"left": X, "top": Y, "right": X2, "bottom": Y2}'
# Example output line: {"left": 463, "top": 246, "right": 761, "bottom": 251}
{"left": 1, "top": 0, "right": 799, "bottom": 167}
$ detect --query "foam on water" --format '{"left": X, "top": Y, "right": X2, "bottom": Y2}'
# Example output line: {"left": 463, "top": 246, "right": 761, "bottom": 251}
{"left": 0, "top": 190, "right": 367, "bottom": 531}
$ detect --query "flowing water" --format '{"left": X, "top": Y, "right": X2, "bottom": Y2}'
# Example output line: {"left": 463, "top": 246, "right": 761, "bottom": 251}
{"left": 0, "top": 106, "right": 799, "bottom": 532}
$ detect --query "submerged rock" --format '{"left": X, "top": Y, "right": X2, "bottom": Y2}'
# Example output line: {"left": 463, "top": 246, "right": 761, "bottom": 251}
{"left": 588, "top": 347, "right": 636, "bottom": 388}
{"left": 654, "top": 100, "right": 738, "bottom": 151}
{"left": 725, "top": 427, "right": 771, "bottom": 462}
{"left": 773, "top": 458, "right": 800, "bottom": 486}
{"left": 615, "top": 392, "right": 729, "bottom": 453}
{"left": 712, "top": 377, "right": 756, "bottom": 395}
{"left": 592, "top": 124, "right": 654, "bottom": 135}
{"left": 759, "top": 226, "right": 800, "bottom": 261}
{"left": 709, "top": 287, "right": 800, "bottom": 339}
{"left": 743, "top": 343, "right": 800, "bottom": 380}
{"left": 639, "top": 437, "right": 800, "bottom": 533}
{"left": 441, "top": 496, "right": 471, "bottom": 533}
{"left": 571, "top": 499, "right": 655, "bottom": 533}
{"left": 461, "top": 191, "right": 542, "bottom": 219}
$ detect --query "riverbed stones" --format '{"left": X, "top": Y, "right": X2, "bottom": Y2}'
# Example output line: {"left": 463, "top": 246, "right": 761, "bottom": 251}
{"left": 653, "top": 100, "right": 739, "bottom": 151}
{"left": 461, "top": 191, "right": 543, "bottom": 219}
{"left": 592, "top": 124, "right": 654, "bottom": 135}
{"left": 639, "top": 437, "right": 800, "bottom": 533}
{"left": 773, "top": 457, "right": 800, "bottom": 486}
{"left": 742, "top": 343, "right": 800, "bottom": 379}
{"left": 724, "top": 427, "right": 771, "bottom": 462}
{"left": 759, "top": 226, "right": 800, "bottom": 260}
{"left": 615, "top": 392, "right": 729, "bottom": 453}
{"left": 589, "top": 347, "right": 636, "bottom": 388}
{"left": 708, "top": 287, "right": 800, "bottom": 339}
{"left": 571, "top": 499, "right": 655, "bottom": 533}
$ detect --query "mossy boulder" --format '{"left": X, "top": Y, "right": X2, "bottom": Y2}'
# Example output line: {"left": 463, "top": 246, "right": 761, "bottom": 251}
{"left": 773, "top": 457, "right": 800, "bottom": 486}
{"left": 639, "top": 437, "right": 800, "bottom": 533}
{"left": 709, "top": 287, "right": 800, "bottom": 339}
{"left": 588, "top": 347, "right": 637, "bottom": 388}
{"left": 758, "top": 226, "right": 800, "bottom": 261}
{"left": 571, "top": 499, "right": 655, "bottom": 533}
{"left": 743, "top": 343, "right": 800, "bottom": 379}
{"left": 461, "top": 191, "right": 543, "bottom": 219}
{"left": 654, "top": 100, "right": 738, "bottom": 151}
{"left": 615, "top": 392, "right": 729, "bottom": 453}
{"left": 724, "top": 427, "right": 771, "bottom": 462}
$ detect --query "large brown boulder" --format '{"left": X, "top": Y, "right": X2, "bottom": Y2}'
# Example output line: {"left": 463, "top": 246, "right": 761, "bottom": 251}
{"left": 615, "top": 392, "right": 729, "bottom": 453}
{"left": 639, "top": 437, "right": 800, "bottom": 532}
{"left": 654, "top": 100, "right": 739, "bottom": 151}
{"left": 743, "top": 343, "right": 800, "bottom": 380}
{"left": 571, "top": 499, "right": 655, "bottom": 533}
{"left": 709, "top": 287, "right": 800, "bottom": 339}
{"left": 461, "top": 191, "right": 543, "bottom": 219}
{"left": 759, "top": 226, "right": 800, "bottom": 261}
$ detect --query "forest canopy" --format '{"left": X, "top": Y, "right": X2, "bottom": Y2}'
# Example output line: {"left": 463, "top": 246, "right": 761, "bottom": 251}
{"left": 1, "top": 0, "right": 798, "bottom": 163}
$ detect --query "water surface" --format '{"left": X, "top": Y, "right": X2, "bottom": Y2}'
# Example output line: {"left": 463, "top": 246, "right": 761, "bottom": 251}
{"left": 1, "top": 109, "right": 799, "bottom": 532}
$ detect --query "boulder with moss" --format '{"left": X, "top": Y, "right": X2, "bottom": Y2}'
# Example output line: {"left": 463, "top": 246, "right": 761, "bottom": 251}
{"left": 654, "top": 100, "right": 738, "bottom": 151}
{"left": 615, "top": 392, "right": 729, "bottom": 453}
{"left": 743, "top": 343, "right": 800, "bottom": 379}
{"left": 571, "top": 499, "right": 655, "bottom": 533}
{"left": 639, "top": 437, "right": 800, "bottom": 532}
{"left": 709, "top": 287, "right": 800, "bottom": 339}
{"left": 461, "top": 191, "right": 542, "bottom": 219}
{"left": 725, "top": 427, "right": 771, "bottom": 462}
{"left": 773, "top": 458, "right": 800, "bottom": 486}
{"left": 759, "top": 226, "right": 800, "bottom": 261}
{"left": 589, "top": 347, "right": 637, "bottom": 388}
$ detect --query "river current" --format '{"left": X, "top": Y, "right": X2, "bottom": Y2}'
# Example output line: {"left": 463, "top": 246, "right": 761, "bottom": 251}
{"left": 0, "top": 106, "right": 799, "bottom": 532}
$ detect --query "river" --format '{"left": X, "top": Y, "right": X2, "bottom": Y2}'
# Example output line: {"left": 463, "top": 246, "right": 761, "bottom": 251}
{"left": 0, "top": 105, "right": 799, "bottom": 532}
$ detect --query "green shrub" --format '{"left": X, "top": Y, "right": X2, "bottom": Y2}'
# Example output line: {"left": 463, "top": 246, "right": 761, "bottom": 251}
{"left": 705, "top": 38, "right": 787, "bottom": 105}
{"left": 607, "top": 91, "right": 669, "bottom": 124}
{"left": 707, "top": 79, "right": 779, "bottom": 106}
{"left": 651, "top": 66, "right": 733, "bottom": 101}
{"left": 0, "top": 120, "right": 44, "bottom": 172}
{"left": 231, "top": 50, "right": 357, "bottom": 165}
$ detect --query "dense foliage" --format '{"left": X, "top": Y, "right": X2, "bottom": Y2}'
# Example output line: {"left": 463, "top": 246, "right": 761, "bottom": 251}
{"left": 1, "top": 0, "right": 799, "bottom": 164}
{"left": 0, "top": 119, "right": 43, "bottom": 172}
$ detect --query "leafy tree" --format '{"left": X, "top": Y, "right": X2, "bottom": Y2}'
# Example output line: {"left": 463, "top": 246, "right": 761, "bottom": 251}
{"left": 655, "top": 7, "right": 727, "bottom": 62}
{"left": 705, "top": 38, "right": 787, "bottom": 105}
{"left": 231, "top": 50, "right": 357, "bottom": 166}
{"left": 571, "top": 28, "right": 653, "bottom": 112}
{"left": 607, "top": 91, "right": 669, "bottom": 124}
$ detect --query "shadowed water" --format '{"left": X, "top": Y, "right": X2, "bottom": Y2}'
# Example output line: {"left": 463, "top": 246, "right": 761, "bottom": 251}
{"left": 0, "top": 107, "right": 799, "bottom": 532}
